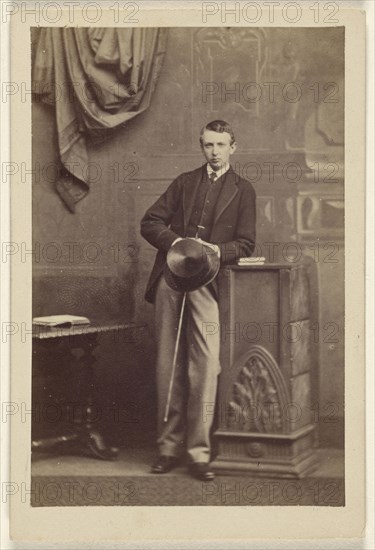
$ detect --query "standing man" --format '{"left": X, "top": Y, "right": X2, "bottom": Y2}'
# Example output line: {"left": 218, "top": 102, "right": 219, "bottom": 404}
{"left": 141, "top": 120, "right": 256, "bottom": 481}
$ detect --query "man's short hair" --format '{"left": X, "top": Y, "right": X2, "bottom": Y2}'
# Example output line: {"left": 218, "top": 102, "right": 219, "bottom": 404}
{"left": 199, "top": 120, "right": 236, "bottom": 145}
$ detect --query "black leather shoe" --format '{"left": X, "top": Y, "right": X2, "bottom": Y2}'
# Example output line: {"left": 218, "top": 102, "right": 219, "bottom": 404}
{"left": 151, "top": 455, "right": 180, "bottom": 474}
{"left": 189, "top": 462, "right": 215, "bottom": 481}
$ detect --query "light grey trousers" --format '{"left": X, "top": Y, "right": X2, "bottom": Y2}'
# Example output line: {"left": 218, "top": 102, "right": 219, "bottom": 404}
{"left": 154, "top": 275, "right": 221, "bottom": 463}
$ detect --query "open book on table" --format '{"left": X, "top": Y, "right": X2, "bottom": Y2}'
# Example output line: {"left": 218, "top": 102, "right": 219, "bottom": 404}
{"left": 32, "top": 315, "right": 90, "bottom": 327}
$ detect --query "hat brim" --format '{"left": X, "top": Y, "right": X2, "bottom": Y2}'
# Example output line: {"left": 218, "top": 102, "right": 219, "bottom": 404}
{"left": 163, "top": 239, "right": 221, "bottom": 293}
{"left": 164, "top": 263, "right": 219, "bottom": 292}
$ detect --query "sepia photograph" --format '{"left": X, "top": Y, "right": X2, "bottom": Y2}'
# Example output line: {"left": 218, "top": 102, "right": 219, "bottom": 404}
{"left": 4, "top": 1, "right": 368, "bottom": 544}
{"left": 29, "top": 23, "right": 345, "bottom": 506}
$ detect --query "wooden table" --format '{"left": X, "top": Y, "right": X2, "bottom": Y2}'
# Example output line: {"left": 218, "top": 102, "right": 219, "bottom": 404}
{"left": 32, "top": 321, "right": 144, "bottom": 460}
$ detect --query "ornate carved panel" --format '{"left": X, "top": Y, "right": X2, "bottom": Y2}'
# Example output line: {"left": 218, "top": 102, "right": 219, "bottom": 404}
{"left": 225, "top": 345, "right": 291, "bottom": 434}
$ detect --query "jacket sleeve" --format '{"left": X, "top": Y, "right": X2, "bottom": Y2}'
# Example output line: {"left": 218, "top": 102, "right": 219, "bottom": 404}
{"left": 217, "top": 183, "right": 256, "bottom": 264}
{"left": 140, "top": 175, "right": 183, "bottom": 252}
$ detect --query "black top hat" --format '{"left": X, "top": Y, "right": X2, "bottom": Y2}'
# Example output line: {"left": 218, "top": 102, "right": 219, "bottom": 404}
{"left": 164, "top": 238, "right": 220, "bottom": 293}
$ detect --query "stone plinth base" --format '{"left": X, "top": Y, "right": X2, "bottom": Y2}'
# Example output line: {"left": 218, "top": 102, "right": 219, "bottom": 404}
{"left": 212, "top": 426, "right": 319, "bottom": 479}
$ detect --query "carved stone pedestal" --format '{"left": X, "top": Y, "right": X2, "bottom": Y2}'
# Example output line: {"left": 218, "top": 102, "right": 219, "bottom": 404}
{"left": 212, "top": 263, "right": 319, "bottom": 478}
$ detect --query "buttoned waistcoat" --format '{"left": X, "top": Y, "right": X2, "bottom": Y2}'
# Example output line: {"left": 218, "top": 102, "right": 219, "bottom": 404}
{"left": 140, "top": 165, "right": 257, "bottom": 303}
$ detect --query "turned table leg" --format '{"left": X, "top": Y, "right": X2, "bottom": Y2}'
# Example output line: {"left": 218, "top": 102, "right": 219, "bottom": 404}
{"left": 74, "top": 333, "right": 119, "bottom": 460}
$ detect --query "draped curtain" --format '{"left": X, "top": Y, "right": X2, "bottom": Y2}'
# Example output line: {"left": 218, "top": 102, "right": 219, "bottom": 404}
{"left": 33, "top": 28, "right": 168, "bottom": 211}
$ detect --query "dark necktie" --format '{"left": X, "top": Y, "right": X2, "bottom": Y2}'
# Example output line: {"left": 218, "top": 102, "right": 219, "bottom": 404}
{"left": 209, "top": 171, "right": 217, "bottom": 183}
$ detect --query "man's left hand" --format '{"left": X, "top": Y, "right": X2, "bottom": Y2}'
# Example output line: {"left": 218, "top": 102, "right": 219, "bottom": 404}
{"left": 193, "top": 238, "right": 221, "bottom": 259}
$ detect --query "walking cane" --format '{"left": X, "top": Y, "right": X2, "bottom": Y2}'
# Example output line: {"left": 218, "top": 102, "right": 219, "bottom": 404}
{"left": 163, "top": 229, "right": 208, "bottom": 422}
{"left": 163, "top": 291, "right": 187, "bottom": 422}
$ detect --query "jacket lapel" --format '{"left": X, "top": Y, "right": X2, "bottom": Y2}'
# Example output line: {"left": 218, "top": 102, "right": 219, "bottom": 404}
{"left": 182, "top": 166, "right": 205, "bottom": 233}
{"left": 212, "top": 167, "right": 239, "bottom": 226}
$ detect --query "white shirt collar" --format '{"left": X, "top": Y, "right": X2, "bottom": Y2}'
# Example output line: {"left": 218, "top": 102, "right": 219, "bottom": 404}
{"left": 207, "top": 162, "right": 230, "bottom": 180}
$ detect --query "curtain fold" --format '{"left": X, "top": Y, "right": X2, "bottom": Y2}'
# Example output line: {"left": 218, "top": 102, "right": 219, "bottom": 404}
{"left": 33, "top": 28, "right": 168, "bottom": 212}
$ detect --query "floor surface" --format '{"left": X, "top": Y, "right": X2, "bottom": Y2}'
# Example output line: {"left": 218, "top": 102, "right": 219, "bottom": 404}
{"left": 30, "top": 447, "right": 345, "bottom": 506}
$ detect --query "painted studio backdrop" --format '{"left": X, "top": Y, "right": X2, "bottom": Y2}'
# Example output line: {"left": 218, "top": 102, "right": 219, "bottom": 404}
{"left": 31, "top": 27, "right": 344, "bottom": 456}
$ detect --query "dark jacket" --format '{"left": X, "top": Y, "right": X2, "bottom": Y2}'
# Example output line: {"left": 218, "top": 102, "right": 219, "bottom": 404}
{"left": 140, "top": 165, "right": 256, "bottom": 303}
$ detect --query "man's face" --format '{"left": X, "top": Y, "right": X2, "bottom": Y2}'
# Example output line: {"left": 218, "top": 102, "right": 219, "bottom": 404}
{"left": 200, "top": 130, "right": 237, "bottom": 170}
